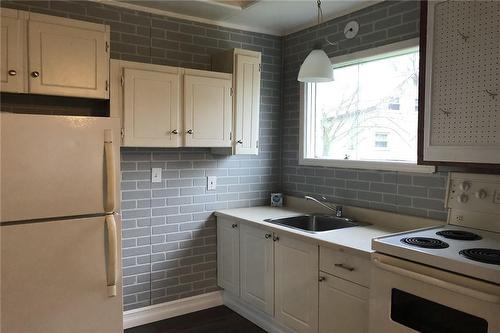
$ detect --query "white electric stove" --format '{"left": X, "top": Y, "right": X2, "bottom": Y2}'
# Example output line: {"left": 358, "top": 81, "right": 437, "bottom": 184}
{"left": 369, "top": 173, "right": 500, "bottom": 333}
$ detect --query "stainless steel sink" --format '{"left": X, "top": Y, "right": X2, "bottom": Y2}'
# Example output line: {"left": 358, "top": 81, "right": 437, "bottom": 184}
{"left": 263, "top": 214, "right": 369, "bottom": 233}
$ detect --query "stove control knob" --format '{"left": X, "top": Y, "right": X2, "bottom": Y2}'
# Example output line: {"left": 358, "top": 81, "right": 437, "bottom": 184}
{"left": 459, "top": 181, "right": 471, "bottom": 191}
{"left": 457, "top": 193, "right": 469, "bottom": 203}
{"left": 475, "top": 189, "right": 487, "bottom": 200}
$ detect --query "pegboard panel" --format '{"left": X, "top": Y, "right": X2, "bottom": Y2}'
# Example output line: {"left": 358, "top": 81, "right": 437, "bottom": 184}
{"left": 430, "top": 0, "right": 500, "bottom": 146}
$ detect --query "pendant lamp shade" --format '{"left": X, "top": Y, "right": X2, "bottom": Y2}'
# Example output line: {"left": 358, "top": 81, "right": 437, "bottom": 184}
{"left": 297, "top": 49, "right": 334, "bottom": 83}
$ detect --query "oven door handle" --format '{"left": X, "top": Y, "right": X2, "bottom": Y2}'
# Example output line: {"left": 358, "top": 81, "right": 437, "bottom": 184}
{"left": 373, "top": 258, "right": 500, "bottom": 304}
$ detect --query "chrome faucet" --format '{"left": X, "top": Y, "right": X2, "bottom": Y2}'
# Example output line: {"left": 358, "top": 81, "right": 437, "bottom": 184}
{"left": 304, "top": 195, "right": 336, "bottom": 213}
{"left": 304, "top": 195, "right": 354, "bottom": 222}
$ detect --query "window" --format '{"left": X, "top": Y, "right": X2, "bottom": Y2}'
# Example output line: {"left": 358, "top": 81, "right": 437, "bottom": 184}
{"left": 300, "top": 39, "right": 434, "bottom": 172}
{"left": 375, "top": 132, "right": 388, "bottom": 149}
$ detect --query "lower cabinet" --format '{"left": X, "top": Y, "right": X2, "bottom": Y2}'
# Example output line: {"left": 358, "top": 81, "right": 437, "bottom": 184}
{"left": 217, "top": 218, "right": 240, "bottom": 295}
{"left": 217, "top": 218, "right": 369, "bottom": 333}
{"left": 240, "top": 223, "right": 274, "bottom": 315}
{"left": 319, "top": 273, "right": 369, "bottom": 333}
{"left": 275, "top": 234, "right": 319, "bottom": 333}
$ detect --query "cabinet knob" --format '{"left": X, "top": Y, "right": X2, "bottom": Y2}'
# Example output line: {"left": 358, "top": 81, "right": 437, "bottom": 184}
{"left": 231, "top": 224, "right": 238, "bottom": 228}
{"left": 237, "top": 140, "right": 243, "bottom": 144}
{"left": 31, "top": 71, "right": 40, "bottom": 78}
{"left": 8, "top": 69, "right": 17, "bottom": 76}
{"left": 272, "top": 235, "right": 279, "bottom": 242}
{"left": 171, "top": 129, "right": 178, "bottom": 134}
{"left": 318, "top": 276, "right": 326, "bottom": 282}
{"left": 265, "top": 233, "right": 272, "bottom": 239}
{"left": 187, "top": 129, "right": 193, "bottom": 134}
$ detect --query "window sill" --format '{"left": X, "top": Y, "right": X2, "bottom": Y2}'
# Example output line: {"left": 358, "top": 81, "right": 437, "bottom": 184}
{"left": 299, "top": 157, "right": 436, "bottom": 173}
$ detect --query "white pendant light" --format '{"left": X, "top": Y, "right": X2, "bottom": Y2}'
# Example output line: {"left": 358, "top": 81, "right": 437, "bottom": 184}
{"left": 298, "top": 0, "right": 333, "bottom": 83}
{"left": 298, "top": 49, "right": 333, "bottom": 82}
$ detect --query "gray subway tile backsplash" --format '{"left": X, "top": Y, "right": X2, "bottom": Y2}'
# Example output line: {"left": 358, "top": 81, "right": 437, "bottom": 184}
{"left": 0, "top": 0, "right": 451, "bottom": 312}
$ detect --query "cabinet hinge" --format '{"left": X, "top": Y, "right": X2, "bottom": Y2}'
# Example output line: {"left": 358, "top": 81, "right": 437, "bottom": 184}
{"left": 121, "top": 128, "right": 124, "bottom": 139}
{"left": 105, "top": 41, "right": 109, "bottom": 53}
{"left": 229, "top": 132, "right": 232, "bottom": 140}
{"left": 256, "top": 140, "right": 259, "bottom": 148}
{"left": 230, "top": 87, "right": 233, "bottom": 96}
{"left": 105, "top": 80, "right": 109, "bottom": 91}
{"left": 120, "top": 75, "right": 124, "bottom": 87}
{"left": 258, "top": 63, "right": 261, "bottom": 72}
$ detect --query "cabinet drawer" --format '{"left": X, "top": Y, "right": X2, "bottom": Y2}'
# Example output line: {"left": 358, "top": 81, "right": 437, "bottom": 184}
{"left": 320, "top": 246, "right": 371, "bottom": 287}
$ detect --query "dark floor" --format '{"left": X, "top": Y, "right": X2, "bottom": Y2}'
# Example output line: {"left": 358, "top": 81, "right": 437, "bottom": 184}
{"left": 124, "top": 306, "right": 267, "bottom": 333}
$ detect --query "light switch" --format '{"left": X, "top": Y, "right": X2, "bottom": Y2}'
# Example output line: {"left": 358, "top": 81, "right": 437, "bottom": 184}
{"left": 152, "top": 168, "right": 162, "bottom": 183}
{"left": 207, "top": 176, "right": 217, "bottom": 191}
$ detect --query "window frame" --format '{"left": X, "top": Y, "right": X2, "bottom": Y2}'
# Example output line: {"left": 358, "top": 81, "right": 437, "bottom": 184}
{"left": 299, "top": 38, "right": 435, "bottom": 173}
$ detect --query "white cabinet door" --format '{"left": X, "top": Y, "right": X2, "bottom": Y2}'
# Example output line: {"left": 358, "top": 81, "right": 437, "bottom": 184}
{"left": 275, "top": 235, "right": 318, "bottom": 333}
{"left": 217, "top": 218, "right": 240, "bottom": 295}
{"left": 1, "top": 8, "right": 25, "bottom": 93}
{"left": 319, "top": 273, "right": 369, "bottom": 333}
{"left": 184, "top": 71, "right": 232, "bottom": 147}
{"left": 240, "top": 223, "right": 274, "bottom": 315}
{"left": 28, "top": 13, "right": 109, "bottom": 99}
{"left": 1, "top": 216, "right": 123, "bottom": 333}
{"left": 423, "top": 1, "right": 500, "bottom": 164}
{"left": 123, "top": 68, "right": 181, "bottom": 147}
{"left": 234, "top": 52, "right": 261, "bottom": 155}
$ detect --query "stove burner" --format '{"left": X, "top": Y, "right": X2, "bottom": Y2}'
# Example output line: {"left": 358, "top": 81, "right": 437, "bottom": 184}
{"left": 436, "top": 230, "right": 482, "bottom": 241}
{"left": 459, "top": 248, "right": 500, "bottom": 265}
{"left": 401, "top": 237, "right": 449, "bottom": 249}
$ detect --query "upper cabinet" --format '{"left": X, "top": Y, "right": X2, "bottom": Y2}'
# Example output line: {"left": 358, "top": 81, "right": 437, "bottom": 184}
{"left": 111, "top": 60, "right": 232, "bottom": 148}
{"left": 0, "top": 9, "right": 110, "bottom": 99}
{"left": 184, "top": 69, "right": 232, "bottom": 147}
{"left": 28, "top": 13, "right": 110, "bottom": 99}
{"left": 420, "top": 1, "right": 500, "bottom": 166}
{"left": 212, "top": 48, "right": 261, "bottom": 155}
{"left": 119, "top": 62, "right": 181, "bottom": 147}
{"left": 1, "top": 8, "right": 26, "bottom": 93}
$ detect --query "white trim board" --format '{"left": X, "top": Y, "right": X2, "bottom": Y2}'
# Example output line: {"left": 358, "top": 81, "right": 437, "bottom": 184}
{"left": 123, "top": 291, "right": 223, "bottom": 329}
{"left": 92, "top": 0, "right": 277, "bottom": 35}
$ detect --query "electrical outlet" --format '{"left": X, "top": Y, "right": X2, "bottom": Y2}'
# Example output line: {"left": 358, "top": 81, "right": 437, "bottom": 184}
{"left": 152, "top": 168, "right": 162, "bottom": 183}
{"left": 207, "top": 176, "right": 217, "bottom": 191}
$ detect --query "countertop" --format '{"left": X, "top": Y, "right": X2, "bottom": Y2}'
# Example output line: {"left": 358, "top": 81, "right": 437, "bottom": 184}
{"left": 215, "top": 206, "right": 403, "bottom": 256}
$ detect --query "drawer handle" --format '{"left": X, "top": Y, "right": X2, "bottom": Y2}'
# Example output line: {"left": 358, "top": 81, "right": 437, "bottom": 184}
{"left": 171, "top": 129, "right": 179, "bottom": 134}
{"left": 335, "top": 263, "right": 355, "bottom": 272}
{"left": 187, "top": 129, "right": 193, "bottom": 134}
{"left": 265, "top": 233, "right": 272, "bottom": 239}
{"left": 31, "top": 71, "right": 40, "bottom": 78}
{"left": 231, "top": 223, "right": 238, "bottom": 228}
{"left": 8, "top": 69, "right": 17, "bottom": 76}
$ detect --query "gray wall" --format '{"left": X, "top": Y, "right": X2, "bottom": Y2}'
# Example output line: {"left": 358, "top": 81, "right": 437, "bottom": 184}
{"left": 0, "top": 0, "right": 282, "bottom": 311}
{"left": 282, "top": 0, "right": 448, "bottom": 221}
{"left": 1, "top": 0, "right": 449, "bottom": 312}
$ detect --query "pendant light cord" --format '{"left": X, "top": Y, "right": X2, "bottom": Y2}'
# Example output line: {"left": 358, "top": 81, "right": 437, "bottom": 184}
{"left": 317, "top": 0, "right": 322, "bottom": 25}
{"left": 317, "top": 0, "right": 337, "bottom": 46}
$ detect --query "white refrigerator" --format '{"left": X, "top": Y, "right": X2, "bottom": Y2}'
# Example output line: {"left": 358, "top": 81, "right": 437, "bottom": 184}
{"left": 0, "top": 113, "right": 123, "bottom": 333}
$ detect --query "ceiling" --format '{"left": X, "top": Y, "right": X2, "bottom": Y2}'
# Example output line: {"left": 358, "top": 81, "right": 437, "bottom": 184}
{"left": 107, "top": 0, "right": 380, "bottom": 36}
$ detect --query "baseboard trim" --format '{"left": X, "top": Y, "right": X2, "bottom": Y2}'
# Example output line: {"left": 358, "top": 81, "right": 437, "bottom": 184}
{"left": 123, "top": 291, "right": 223, "bottom": 329}
{"left": 222, "top": 292, "right": 294, "bottom": 333}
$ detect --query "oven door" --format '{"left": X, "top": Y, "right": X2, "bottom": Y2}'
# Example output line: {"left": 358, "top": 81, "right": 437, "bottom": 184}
{"left": 369, "top": 253, "right": 500, "bottom": 333}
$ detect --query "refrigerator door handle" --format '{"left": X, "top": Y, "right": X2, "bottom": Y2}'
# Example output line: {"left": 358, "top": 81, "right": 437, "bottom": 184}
{"left": 105, "top": 214, "right": 118, "bottom": 297}
{"left": 104, "top": 129, "right": 116, "bottom": 213}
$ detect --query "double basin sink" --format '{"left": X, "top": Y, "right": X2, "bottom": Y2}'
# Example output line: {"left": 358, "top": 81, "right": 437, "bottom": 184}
{"left": 264, "top": 214, "right": 370, "bottom": 233}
